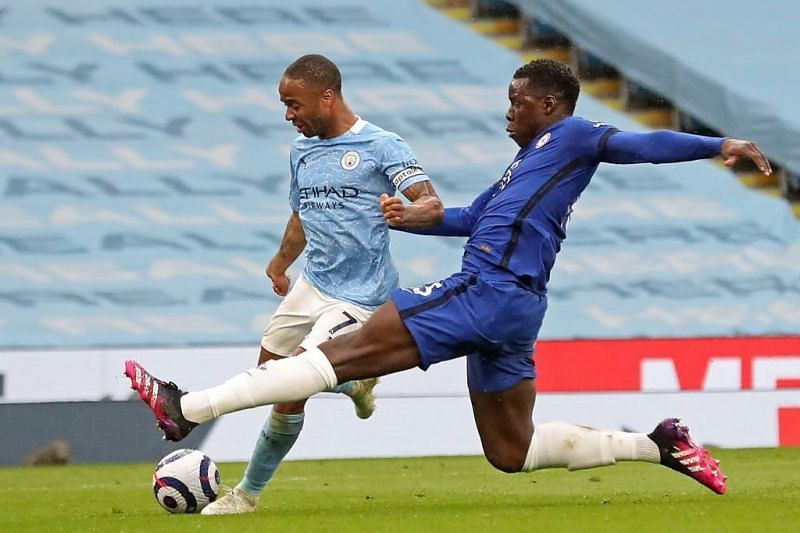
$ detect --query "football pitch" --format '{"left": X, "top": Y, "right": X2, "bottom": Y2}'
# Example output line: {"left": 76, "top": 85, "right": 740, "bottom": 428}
{"left": 2, "top": 448, "right": 798, "bottom": 532}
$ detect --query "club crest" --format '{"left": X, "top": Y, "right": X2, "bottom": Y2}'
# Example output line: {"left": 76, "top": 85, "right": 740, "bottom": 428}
{"left": 535, "top": 132, "right": 551, "bottom": 149}
{"left": 341, "top": 151, "right": 361, "bottom": 170}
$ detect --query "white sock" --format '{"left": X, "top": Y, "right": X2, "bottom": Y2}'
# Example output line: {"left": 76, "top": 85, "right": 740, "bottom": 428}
{"left": 180, "top": 347, "right": 338, "bottom": 424}
{"left": 522, "top": 421, "right": 661, "bottom": 472}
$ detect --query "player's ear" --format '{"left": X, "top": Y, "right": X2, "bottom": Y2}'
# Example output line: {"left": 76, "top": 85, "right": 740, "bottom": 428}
{"left": 320, "top": 88, "right": 335, "bottom": 107}
{"left": 542, "top": 94, "right": 558, "bottom": 114}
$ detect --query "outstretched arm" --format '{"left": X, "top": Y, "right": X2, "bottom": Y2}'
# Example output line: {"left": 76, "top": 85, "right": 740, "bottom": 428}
{"left": 265, "top": 211, "right": 305, "bottom": 296}
{"left": 601, "top": 130, "right": 772, "bottom": 175}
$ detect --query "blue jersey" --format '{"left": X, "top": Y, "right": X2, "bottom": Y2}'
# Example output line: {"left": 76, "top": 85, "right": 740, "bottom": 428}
{"left": 434, "top": 116, "right": 723, "bottom": 294}
{"left": 460, "top": 116, "right": 616, "bottom": 293}
{"left": 289, "top": 118, "right": 429, "bottom": 308}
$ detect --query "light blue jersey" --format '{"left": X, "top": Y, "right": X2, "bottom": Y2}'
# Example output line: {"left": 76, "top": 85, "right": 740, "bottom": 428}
{"left": 289, "top": 118, "right": 429, "bottom": 308}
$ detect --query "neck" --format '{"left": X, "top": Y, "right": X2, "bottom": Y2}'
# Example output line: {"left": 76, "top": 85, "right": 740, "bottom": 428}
{"left": 534, "top": 113, "right": 571, "bottom": 137}
{"left": 319, "top": 105, "right": 358, "bottom": 140}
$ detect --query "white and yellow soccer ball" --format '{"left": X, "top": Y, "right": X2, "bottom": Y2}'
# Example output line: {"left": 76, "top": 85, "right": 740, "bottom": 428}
{"left": 152, "top": 449, "right": 220, "bottom": 513}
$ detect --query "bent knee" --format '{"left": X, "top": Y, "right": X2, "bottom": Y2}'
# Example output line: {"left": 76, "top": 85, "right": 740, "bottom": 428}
{"left": 274, "top": 400, "right": 306, "bottom": 414}
{"left": 484, "top": 449, "right": 525, "bottom": 474}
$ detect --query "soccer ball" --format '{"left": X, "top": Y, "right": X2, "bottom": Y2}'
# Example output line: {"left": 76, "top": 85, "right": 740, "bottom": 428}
{"left": 152, "top": 449, "right": 220, "bottom": 513}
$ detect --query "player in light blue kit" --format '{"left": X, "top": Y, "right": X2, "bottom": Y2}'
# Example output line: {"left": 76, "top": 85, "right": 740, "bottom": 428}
{"left": 128, "top": 60, "right": 772, "bottom": 498}
{"left": 197, "top": 55, "right": 442, "bottom": 515}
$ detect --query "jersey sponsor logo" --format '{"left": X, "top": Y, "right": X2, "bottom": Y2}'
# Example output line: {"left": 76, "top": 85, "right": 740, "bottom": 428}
{"left": 299, "top": 185, "right": 360, "bottom": 210}
{"left": 497, "top": 160, "right": 521, "bottom": 192}
{"left": 340, "top": 150, "right": 361, "bottom": 170}
{"left": 390, "top": 166, "right": 425, "bottom": 189}
{"left": 298, "top": 186, "right": 360, "bottom": 200}
{"left": 402, "top": 280, "right": 443, "bottom": 297}
{"left": 592, "top": 121, "right": 610, "bottom": 128}
{"left": 535, "top": 132, "right": 552, "bottom": 149}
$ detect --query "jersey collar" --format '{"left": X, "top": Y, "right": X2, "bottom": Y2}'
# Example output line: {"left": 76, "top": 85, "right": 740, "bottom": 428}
{"left": 521, "top": 117, "right": 569, "bottom": 154}
{"left": 350, "top": 116, "right": 367, "bottom": 134}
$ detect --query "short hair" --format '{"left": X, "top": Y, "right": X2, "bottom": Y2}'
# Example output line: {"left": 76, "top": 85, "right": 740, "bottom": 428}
{"left": 283, "top": 54, "right": 342, "bottom": 94}
{"left": 513, "top": 59, "right": 580, "bottom": 113}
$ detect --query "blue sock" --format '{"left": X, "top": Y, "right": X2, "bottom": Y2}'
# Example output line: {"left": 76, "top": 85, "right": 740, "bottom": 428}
{"left": 331, "top": 380, "right": 355, "bottom": 395}
{"left": 239, "top": 410, "right": 304, "bottom": 497}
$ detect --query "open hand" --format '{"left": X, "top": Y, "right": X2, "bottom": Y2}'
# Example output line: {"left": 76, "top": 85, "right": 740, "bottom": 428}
{"left": 721, "top": 139, "right": 772, "bottom": 175}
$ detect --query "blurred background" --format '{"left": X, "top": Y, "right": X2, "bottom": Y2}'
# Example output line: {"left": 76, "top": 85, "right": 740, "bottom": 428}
{"left": 1, "top": 0, "right": 798, "bottom": 465}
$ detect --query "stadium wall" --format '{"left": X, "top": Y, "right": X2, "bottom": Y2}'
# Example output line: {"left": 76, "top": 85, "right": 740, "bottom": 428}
{"left": 1, "top": 336, "right": 798, "bottom": 465}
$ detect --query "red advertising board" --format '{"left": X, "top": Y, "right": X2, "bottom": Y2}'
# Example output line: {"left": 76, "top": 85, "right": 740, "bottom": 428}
{"left": 537, "top": 336, "right": 800, "bottom": 392}
{"left": 536, "top": 336, "right": 800, "bottom": 445}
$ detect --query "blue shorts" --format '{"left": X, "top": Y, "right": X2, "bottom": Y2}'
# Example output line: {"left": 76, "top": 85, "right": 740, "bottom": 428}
{"left": 391, "top": 272, "right": 548, "bottom": 393}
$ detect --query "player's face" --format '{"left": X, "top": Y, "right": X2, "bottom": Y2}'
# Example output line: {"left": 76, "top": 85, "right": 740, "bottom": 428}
{"left": 505, "top": 78, "right": 549, "bottom": 148}
{"left": 279, "top": 76, "right": 333, "bottom": 138}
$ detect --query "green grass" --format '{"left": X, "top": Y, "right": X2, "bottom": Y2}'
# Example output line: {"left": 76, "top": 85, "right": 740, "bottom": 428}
{"left": 2, "top": 448, "right": 799, "bottom": 532}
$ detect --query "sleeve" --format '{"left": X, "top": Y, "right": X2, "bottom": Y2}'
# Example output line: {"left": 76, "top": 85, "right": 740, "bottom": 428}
{"left": 288, "top": 147, "right": 300, "bottom": 212}
{"left": 378, "top": 135, "right": 430, "bottom": 193}
{"left": 391, "top": 182, "right": 497, "bottom": 237}
{"left": 563, "top": 119, "right": 621, "bottom": 160}
{"left": 600, "top": 130, "right": 725, "bottom": 164}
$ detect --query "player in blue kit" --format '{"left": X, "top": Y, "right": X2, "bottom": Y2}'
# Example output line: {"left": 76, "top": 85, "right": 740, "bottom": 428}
{"left": 190, "top": 54, "right": 442, "bottom": 515}
{"left": 126, "top": 60, "right": 772, "bottom": 496}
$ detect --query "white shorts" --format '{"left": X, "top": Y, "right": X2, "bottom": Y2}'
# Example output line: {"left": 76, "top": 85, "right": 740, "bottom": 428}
{"left": 261, "top": 275, "right": 373, "bottom": 356}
